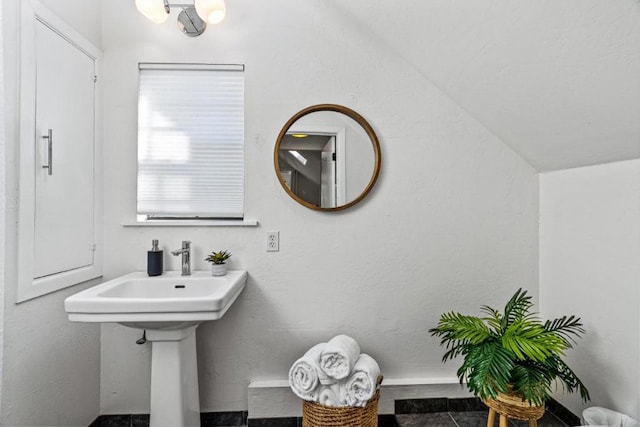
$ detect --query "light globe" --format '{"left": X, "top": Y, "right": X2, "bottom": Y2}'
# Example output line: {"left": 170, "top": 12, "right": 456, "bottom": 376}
{"left": 195, "top": 0, "right": 226, "bottom": 25}
{"left": 135, "top": 0, "right": 169, "bottom": 24}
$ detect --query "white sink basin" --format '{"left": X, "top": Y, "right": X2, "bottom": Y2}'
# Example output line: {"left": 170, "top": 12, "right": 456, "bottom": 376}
{"left": 65, "top": 269, "right": 248, "bottom": 426}
{"left": 64, "top": 270, "right": 247, "bottom": 330}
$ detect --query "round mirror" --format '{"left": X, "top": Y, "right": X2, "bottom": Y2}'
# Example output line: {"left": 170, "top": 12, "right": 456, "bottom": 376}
{"left": 274, "top": 104, "right": 381, "bottom": 211}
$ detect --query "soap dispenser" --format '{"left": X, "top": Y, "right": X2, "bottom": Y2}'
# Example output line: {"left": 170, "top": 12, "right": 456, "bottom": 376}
{"left": 147, "top": 239, "right": 163, "bottom": 276}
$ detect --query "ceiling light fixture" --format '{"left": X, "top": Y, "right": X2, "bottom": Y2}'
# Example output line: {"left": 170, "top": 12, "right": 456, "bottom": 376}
{"left": 135, "top": 0, "right": 227, "bottom": 37}
{"left": 288, "top": 150, "right": 308, "bottom": 166}
{"left": 135, "top": 0, "right": 170, "bottom": 24}
{"left": 194, "top": 0, "right": 227, "bottom": 25}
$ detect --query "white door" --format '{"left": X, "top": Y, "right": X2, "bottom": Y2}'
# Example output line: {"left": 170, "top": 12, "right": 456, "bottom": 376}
{"left": 320, "top": 136, "right": 336, "bottom": 208}
{"left": 33, "top": 20, "right": 96, "bottom": 278}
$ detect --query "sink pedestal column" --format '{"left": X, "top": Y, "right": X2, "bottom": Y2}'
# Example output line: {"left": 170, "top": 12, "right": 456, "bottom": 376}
{"left": 146, "top": 326, "right": 201, "bottom": 427}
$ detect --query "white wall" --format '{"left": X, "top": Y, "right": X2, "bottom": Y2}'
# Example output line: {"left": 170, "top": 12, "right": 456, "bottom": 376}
{"left": 100, "top": 0, "right": 539, "bottom": 415}
{"left": 1, "top": 1, "right": 102, "bottom": 425}
{"left": 540, "top": 159, "right": 640, "bottom": 419}
{"left": 35, "top": 0, "right": 102, "bottom": 48}
{"left": 0, "top": 3, "right": 6, "bottom": 418}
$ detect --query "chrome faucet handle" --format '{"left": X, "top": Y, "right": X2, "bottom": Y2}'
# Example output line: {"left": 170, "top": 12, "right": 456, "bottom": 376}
{"left": 172, "top": 240, "right": 191, "bottom": 276}
{"left": 171, "top": 241, "right": 191, "bottom": 255}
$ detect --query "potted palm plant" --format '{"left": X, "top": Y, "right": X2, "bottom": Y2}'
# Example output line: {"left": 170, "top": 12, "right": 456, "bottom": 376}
{"left": 205, "top": 250, "right": 231, "bottom": 276}
{"left": 429, "top": 288, "right": 589, "bottom": 419}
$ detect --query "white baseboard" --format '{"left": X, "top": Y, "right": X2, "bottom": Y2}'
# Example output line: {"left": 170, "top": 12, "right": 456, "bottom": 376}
{"left": 248, "top": 377, "right": 472, "bottom": 419}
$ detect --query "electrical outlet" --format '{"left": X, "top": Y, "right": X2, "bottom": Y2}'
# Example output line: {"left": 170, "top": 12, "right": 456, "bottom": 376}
{"left": 266, "top": 231, "right": 279, "bottom": 252}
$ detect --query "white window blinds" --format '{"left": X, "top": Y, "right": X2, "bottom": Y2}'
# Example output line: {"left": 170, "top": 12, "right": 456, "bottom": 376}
{"left": 137, "top": 63, "right": 244, "bottom": 219}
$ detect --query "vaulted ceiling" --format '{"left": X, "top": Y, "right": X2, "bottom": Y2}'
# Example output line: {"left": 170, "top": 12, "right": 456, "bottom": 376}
{"left": 331, "top": 0, "right": 640, "bottom": 171}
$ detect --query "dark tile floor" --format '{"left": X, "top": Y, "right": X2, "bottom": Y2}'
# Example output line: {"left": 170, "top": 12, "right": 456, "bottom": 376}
{"left": 92, "top": 411, "right": 571, "bottom": 427}
{"left": 396, "top": 411, "right": 570, "bottom": 427}
{"left": 91, "top": 402, "right": 576, "bottom": 427}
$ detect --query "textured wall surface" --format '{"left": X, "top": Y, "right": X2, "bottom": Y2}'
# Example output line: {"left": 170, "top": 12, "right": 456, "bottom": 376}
{"left": 99, "top": 0, "right": 539, "bottom": 414}
{"left": 0, "top": 2, "right": 5, "bottom": 419}
{"left": 3, "top": 0, "right": 636, "bottom": 424}
{"left": 1, "top": 1, "right": 102, "bottom": 426}
{"left": 329, "top": 0, "right": 640, "bottom": 172}
{"left": 540, "top": 159, "right": 640, "bottom": 419}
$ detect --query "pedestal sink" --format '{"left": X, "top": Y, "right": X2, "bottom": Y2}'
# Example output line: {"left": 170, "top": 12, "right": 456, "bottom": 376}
{"left": 64, "top": 270, "right": 248, "bottom": 427}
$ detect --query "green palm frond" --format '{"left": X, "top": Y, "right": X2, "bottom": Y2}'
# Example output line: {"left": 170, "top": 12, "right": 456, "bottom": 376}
{"left": 544, "top": 356, "right": 591, "bottom": 402}
{"left": 544, "top": 315, "right": 585, "bottom": 347}
{"left": 442, "top": 343, "right": 469, "bottom": 362}
{"left": 459, "top": 341, "right": 514, "bottom": 400}
{"left": 480, "top": 305, "right": 502, "bottom": 333}
{"left": 510, "top": 363, "right": 553, "bottom": 406}
{"left": 502, "top": 320, "right": 569, "bottom": 362}
{"left": 501, "top": 288, "right": 533, "bottom": 330}
{"left": 429, "top": 312, "right": 492, "bottom": 346}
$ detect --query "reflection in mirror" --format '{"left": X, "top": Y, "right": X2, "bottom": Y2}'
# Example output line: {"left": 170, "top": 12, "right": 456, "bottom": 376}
{"left": 274, "top": 105, "right": 381, "bottom": 211}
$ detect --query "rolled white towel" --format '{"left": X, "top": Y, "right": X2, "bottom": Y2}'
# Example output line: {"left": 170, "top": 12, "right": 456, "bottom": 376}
{"left": 342, "top": 353, "right": 381, "bottom": 407}
{"left": 318, "top": 383, "right": 341, "bottom": 407}
{"left": 319, "top": 335, "right": 361, "bottom": 380}
{"left": 289, "top": 343, "right": 325, "bottom": 401}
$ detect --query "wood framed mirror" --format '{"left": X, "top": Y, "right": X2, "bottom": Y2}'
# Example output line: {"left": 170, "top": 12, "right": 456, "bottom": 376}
{"left": 274, "top": 104, "right": 381, "bottom": 211}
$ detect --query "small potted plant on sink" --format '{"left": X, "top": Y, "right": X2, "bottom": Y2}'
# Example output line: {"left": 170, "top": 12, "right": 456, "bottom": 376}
{"left": 205, "top": 250, "right": 231, "bottom": 276}
{"left": 429, "top": 288, "right": 589, "bottom": 424}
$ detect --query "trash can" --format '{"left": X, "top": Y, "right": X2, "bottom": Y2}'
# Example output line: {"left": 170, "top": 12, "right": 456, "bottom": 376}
{"left": 582, "top": 407, "right": 639, "bottom": 427}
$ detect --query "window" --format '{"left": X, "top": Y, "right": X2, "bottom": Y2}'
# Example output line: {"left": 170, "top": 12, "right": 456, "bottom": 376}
{"left": 137, "top": 63, "right": 245, "bottom": 220}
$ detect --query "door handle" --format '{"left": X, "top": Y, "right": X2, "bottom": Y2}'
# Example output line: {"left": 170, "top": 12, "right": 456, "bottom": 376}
{"left": 42, "top": 129, "right": 52, "bottom": 175}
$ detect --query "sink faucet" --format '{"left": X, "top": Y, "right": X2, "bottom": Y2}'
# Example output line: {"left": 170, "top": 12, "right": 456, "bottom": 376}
{"left": 171, "top": 241, "right": 191, "bottom": 276}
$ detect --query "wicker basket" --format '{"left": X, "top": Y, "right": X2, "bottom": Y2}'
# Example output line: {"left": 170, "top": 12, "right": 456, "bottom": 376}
{"left": 482, "top": 390, "right": 545, "bottom": 421}
{"left": 302, "top": 376, "right": 383, "bottom": 427}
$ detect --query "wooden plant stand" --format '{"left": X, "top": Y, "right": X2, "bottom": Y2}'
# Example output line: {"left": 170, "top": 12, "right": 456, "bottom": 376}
{"left": 483, "top": 390, "right": 545, "bottom": 427}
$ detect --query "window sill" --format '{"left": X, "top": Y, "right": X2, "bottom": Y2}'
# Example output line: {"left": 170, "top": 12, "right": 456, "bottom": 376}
{"left": 122, "top": 219, "right": 259, "bottom": 227}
